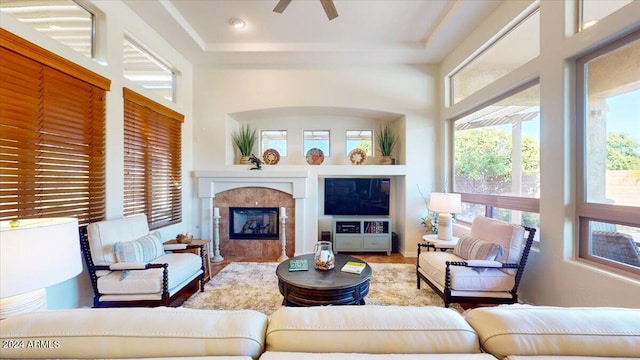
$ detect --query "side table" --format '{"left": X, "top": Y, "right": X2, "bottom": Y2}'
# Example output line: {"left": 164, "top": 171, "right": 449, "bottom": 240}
{"left": 164, "top": 239, "right": 211, "bottom": 285}
{"left": 421, "top": 234, "right": 459, "bottom": 252}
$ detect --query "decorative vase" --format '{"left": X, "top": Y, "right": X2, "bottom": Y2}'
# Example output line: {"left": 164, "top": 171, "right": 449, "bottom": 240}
{"left": 239, "top": 155, "right": 250, "bottom": 164}
{"left": 313, "top": 241, "right": 335, "bottom": 270}
{"left": 379, "top": 156, "right": 393, "bottom": 165}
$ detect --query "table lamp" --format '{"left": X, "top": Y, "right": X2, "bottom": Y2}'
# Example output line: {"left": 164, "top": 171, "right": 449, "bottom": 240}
{"left": 0, "top": 217, "right": 81, "bottom": 319}
{"left": 429, "top": 192, "right": 462, "bottom": 241}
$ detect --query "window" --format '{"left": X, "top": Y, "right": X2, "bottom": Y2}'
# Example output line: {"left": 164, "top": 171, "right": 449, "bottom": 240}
{"left": 123, "top": 88, "right": 183, "bottom": 230}
{"left": 261, "top": 130, "right": 287, "bottom": 156}
{"left": 453, "top": 82, "right": 540, "bottom": 230}
{"left": 0, "top": 0, "right": 94, "bottom": 58}
{"left": 303, "top": 130, "right": 330, "bottom": 156}
{"left": 576, "top": 31, "right": 640, "bottom": 276}
{"left": 123, "top": 38, "right": 175, "bottom": 102}
{"left": 346, "top": 130, "right": 372, "bottom": 156}
{"left": 577, "top": 0, "right": 633, "bottom": 32}
{"left": 457, "top": 202, "right": 540, "bottom": 236}
{"left": 0, "top": 29, "right": 109, "bottom": 225}
{"left": 449, "top": 7, "right": 539, "bottom": 105}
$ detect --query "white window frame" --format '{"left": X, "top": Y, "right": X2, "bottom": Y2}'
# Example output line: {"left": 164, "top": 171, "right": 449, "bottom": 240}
{"left": 346, "top": 130, "right": 373, "bottom": 156}
{"left": 575, "top": 30, "right": 640, "bottom": 278}
{"left": 577, "top": 0, "right": 634, "bottom": 33}
{"left": 448, "top": 5, "right": 539, "bottom": 106}
{"left": 303, "top": 130, "right": 330, "bottom": 156}
{"left": 0, "top": 0, "right": 95, "bottom": 59}
{"left": 261, "top": 130, "right": 287, "bottom": 156}
{"left": 451, "top": 80, "right": 541, "bottom": 232}
{"left": 123, "top": 37, "right": 176, "bottom": 102}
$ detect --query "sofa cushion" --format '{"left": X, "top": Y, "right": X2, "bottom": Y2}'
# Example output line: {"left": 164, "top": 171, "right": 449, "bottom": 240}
{"left": 260, "top": 353, "right": 497, "bottom": 359}
{"left": 266, "top": 305, "right": 482, "bottom": 354}
{"left": 97, "top": 252, "right": 201, "bottom": 295}
{"left": 465, "top": 304, "right": 640, "bottom": 358}
{"left": 470, "top": 216, "right": 525, "bottom": 274}
{"left": 419, "top": 251, "right": 514, "bottom": 292}
{"left": 113, "top": 234, "right": 165, "bottom": 263}
{"left": 128, "top": 358, "right": 251, "bottom": 360}
{"left": 504, "top": 357, "right": 639, "bottom": 360}
{"left": 0, "top": 307, "right": 267, "bottom": 359}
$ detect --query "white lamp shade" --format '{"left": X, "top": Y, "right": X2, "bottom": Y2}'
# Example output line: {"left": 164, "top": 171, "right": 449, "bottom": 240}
{"left": 0, "top": 218, "right": 81, "bottom": 298}
{"left": 429, "top": 192, "right": 462, "bottom": 214}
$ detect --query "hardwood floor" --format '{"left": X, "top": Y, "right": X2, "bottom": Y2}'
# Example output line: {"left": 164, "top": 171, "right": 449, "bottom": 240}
{"left": 209, "top": 252, "right": 415, "bottom": 278}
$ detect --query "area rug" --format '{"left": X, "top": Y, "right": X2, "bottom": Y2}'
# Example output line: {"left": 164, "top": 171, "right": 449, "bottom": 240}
{"left": 183, "top": 262, "right": 461, "bottom": 315}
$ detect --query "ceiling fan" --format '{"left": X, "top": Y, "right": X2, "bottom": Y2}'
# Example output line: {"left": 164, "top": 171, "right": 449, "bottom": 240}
{"left": 273, "top": 0, "right": 339, "bottom": 21}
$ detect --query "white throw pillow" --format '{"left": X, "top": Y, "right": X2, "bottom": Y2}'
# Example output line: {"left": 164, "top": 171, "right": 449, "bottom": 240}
{"left": 112, "top": 234, "right": 164, "bottom": 263}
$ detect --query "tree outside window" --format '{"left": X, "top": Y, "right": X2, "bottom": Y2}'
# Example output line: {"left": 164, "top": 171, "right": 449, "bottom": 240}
{"left": 453, "top": 83, "right": 541, "bottom": 229}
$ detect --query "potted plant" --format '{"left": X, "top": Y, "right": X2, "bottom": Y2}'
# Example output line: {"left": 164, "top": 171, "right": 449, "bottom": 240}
{"left": 232, "top": 124, "right": 257, "bottom": 164}
{"left": 376, "top": 122, "right": 397, "bottom": 165}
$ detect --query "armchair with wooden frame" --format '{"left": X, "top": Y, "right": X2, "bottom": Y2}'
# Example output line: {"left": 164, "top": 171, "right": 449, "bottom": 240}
{"left": 417, "top": 216, "right": 536, "bottom": 308}
{"left": 80, "top": 214, "right": 205, "bottom": 308}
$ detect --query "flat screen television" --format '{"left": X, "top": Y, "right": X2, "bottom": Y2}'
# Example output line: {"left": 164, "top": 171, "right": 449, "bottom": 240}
{"left": 324, "top": 178, "right": 391, "bottom": 216}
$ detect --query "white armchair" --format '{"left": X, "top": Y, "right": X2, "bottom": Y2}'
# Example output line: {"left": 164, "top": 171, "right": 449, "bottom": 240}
{"left": 80, "top": 214, "right": 204, "bottom": 307}
{"left": 417, "top": 216, "right": 536, "bottom": 308}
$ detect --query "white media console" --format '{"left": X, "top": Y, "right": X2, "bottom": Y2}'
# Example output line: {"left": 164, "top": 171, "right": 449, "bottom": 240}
{"left": 332, "top": 217, "right": 392, "bottom": 256}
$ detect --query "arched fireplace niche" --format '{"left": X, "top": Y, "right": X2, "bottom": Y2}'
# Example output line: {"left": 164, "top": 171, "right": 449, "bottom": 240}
{"left": 214, "top": 187, "right": 295, "bottom": 258}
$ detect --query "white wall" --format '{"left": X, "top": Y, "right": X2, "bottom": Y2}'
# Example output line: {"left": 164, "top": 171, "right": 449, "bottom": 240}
{"left": 191, "top": 64, "right": 438, "bottom": 255}
{"left": 439, "top": 0, "right": 640, "bottom": 307}
{"left": 1, "top": 0, "right": 194, "bottom": 308}
{"left": 8, "top": 0, "right": 636, "bottom": 310}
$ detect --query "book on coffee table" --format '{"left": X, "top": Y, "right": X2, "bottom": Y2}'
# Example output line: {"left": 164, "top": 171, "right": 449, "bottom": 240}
{"left": 341, "top": 261, "right": 366, "bottom": 274}
{"left": 288, "top": 259, "right": 309, "bottom": 272}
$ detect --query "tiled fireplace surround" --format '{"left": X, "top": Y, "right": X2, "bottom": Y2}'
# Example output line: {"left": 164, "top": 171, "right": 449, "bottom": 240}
{"left": 195, "top": 170, "right": 310, "bottom": 258}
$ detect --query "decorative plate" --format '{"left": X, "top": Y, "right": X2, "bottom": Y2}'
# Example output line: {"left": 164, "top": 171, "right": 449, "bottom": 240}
{"left": 349, "top": 148, "right": 367, "bottom": 165}
{"left": 262, "top": 148, "right": 280, "bottom": 165}
{"left": 306, "top": 148, "right": 325, "bottom": 165}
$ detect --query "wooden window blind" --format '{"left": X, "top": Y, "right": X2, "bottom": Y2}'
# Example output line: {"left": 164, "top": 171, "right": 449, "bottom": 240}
{"left": 123, "top": 88, "right": 183, "bottom": 229}
{"left": 0, "top": 29, "right": 109, "bottom": 226}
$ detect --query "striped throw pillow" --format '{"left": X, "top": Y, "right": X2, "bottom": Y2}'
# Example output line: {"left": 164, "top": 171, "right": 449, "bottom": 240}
{"left": 112, "top": 234, "right": 165, "bottom": 263}
{"left": 453, "top": 235, "right": 503, "bottom": 272}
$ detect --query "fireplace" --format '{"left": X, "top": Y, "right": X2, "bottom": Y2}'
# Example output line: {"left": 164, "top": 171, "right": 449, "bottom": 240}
{"left": 229, "top": 207, "right": 279, "bottom": 240}
{"left": 194, "top": 169, "right": 310, "bottom": 257}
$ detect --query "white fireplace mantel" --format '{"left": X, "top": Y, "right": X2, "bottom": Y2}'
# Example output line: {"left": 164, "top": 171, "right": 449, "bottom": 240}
{"left": 194, "top": 170, "right": 309, "bottom": 199}
{"left": 194, "top": 169, "right": 311, "bottom": 254}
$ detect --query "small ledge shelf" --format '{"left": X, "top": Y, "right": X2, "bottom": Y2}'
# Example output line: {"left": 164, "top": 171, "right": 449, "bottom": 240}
{"left": 310, "top": 164, "right": 407, "bottom": 176}
{"left": 205, "top": 164, "right": 408, "bottom": 177}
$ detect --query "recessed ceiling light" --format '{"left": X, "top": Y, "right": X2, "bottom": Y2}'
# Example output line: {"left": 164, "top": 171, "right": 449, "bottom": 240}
{"left": 229, "top": 18, "right": 246, "bottom": 29}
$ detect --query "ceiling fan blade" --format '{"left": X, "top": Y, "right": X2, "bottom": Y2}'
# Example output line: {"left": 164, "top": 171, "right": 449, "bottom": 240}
{"left": 273, "top": 0, "right": 292, "bottom": 13}
{"left": 320, "top": 0, "right": 338, "bottom": 20}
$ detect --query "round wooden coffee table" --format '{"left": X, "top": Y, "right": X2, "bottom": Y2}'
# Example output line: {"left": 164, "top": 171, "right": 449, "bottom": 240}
{"left": 276, "top": 253, "right": 372, "bottom": 306}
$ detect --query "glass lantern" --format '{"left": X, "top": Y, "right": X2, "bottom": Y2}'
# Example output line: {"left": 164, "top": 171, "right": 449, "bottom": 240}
{"left": 313, "top": 241, "right": 335, "bottom": 270}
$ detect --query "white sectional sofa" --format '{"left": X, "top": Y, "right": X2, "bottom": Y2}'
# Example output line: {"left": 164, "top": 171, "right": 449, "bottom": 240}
{"left": 262, "top": 305, "right": 494, "bottom": 359}
{"left": 0, "top": 307, "right": 268, "bottom": 359}
{"left": 1, "top": 305, "right": 639, "bottom": 359}
{"left": 465, "top": 305, "right": 640, "bottom": 359}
